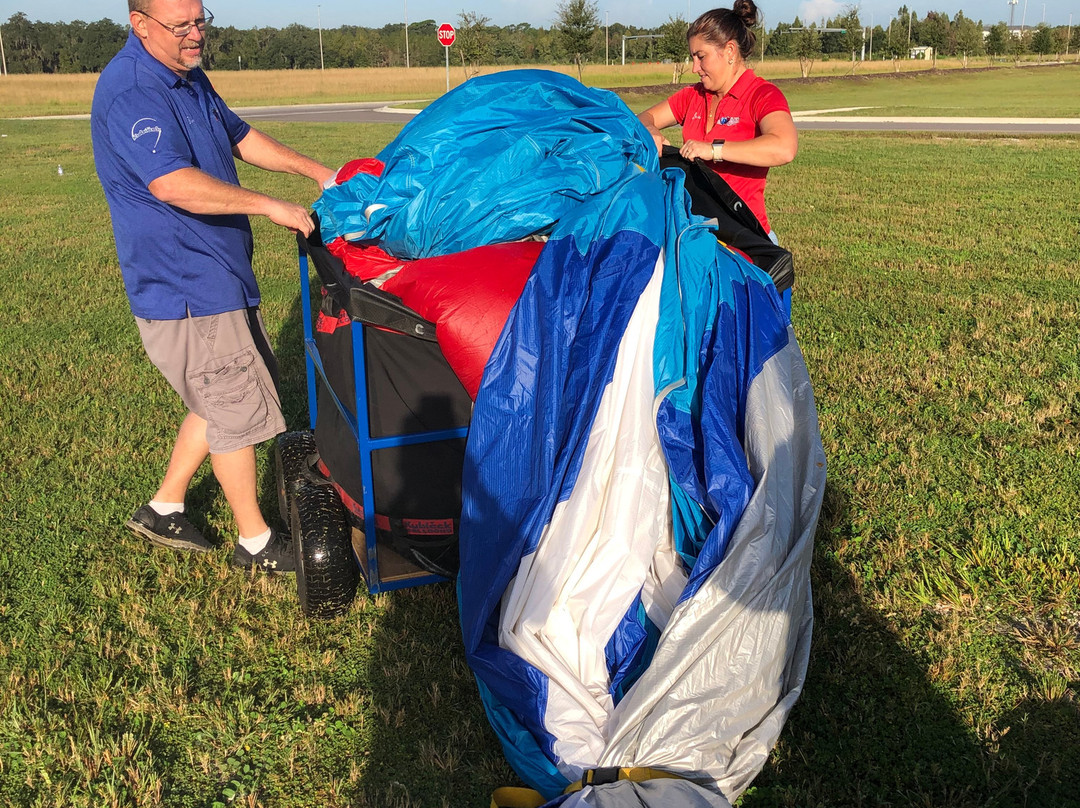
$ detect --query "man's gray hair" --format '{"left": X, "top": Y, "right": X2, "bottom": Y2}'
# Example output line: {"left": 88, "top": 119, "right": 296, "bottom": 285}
{"left": 128, "top": 1, "right": 151, "bottom": 13}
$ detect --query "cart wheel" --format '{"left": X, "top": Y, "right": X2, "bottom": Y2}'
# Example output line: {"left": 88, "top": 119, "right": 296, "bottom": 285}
{"left": 275, "top": 430, "right": 317, "bottom": 528}
{"left": 292, "top": 480, "right": 360, "bottom": 618}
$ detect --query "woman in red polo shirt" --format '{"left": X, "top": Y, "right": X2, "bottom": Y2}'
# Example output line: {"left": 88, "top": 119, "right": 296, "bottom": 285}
{"left": 638, "top": 0, "right": 797, "bottom": 237}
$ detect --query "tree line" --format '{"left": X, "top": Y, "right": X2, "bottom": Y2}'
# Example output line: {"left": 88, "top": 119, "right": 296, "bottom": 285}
{"left": 2, "top": 2, "right": 1078, "bottom": 75}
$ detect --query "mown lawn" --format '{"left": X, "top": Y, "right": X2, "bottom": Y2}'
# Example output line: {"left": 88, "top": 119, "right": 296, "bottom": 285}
{"left": 0, "top": 96, "right": 1077, "bottom": 807}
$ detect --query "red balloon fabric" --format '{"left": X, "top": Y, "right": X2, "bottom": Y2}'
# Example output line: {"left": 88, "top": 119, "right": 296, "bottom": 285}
{"left": 323, "top": 156, "right": 542, "bottom": 399}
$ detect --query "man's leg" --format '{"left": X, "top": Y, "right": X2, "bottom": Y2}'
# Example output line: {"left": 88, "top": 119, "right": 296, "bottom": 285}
{"left": 210, "top": 444, "right": 268, "bottom": 540}
{"left": 218, "top": 442, "right": 295, "bottom": 572}
{"left": 126, "top": 409, "right": 216, "bottom": 552}
{"left": 155, "top": 411, "right": 210, "bottom": 504}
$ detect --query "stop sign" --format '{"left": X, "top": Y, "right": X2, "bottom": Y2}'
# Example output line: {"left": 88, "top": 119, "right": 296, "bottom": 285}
{"left": 437, "top": 23, "right": 456, "bottom": 47}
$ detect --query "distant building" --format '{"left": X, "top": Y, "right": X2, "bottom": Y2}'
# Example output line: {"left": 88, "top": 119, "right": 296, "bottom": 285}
{"left": 909, "top": 45, "right": 934, "bottom": 59}
{"left": 982, "top": 25, "right": 1025, "bottom": 39}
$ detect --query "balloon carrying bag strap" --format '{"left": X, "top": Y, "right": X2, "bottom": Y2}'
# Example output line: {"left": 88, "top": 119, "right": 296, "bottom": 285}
{"left": 491, "top": 767, "right": 685, "bottom": 807}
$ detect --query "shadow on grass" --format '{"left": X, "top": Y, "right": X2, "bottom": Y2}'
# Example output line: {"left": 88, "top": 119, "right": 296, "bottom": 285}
{"left": 742, "top": 482, "right": 1080, "bottom": 808}
{"left": 264, "top": 278, "right": 515, "bottom": 806}
{"left": 261, "top": 275, "right": 1079, "bottom": 807}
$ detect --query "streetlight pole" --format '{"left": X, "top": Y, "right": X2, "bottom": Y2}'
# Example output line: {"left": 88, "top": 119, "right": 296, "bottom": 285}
{"left": 404, "top": 0, "right": 410, "bottom": 68}
{"left": 0, "top": 25, "right": 7, "bottom": 77}
{"left": 317, "top": 5, "right": 324, "bottom": 71}
{"left": 605, "top": 11, "right": 610, "bottom": 66}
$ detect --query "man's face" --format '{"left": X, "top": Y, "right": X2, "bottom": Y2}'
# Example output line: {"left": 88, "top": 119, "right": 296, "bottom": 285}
{"left": 130, "top": 0, "right": 207, "bottom": 77}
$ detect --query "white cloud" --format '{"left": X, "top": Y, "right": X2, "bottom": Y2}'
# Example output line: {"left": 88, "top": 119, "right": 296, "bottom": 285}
{"left": 797, "top": 0, "right": 846, "bottom": 26}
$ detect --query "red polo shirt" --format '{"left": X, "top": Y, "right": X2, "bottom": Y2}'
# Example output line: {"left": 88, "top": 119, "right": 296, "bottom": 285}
{"left": 667, "top": 70, "right": 789, "bottom": 232}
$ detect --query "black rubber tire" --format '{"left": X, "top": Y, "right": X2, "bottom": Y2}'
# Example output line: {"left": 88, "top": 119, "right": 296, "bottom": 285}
{"left": 275, "top": 430, "right": 317, "bottom": 528}
{"left": 292, "top": 480, "right": 360, "bottom": 619}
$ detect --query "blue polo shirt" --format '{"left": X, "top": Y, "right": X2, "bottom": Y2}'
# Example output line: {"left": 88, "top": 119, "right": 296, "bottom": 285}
{"left": 92, "top": 32, "right": 257, "bottom": 319}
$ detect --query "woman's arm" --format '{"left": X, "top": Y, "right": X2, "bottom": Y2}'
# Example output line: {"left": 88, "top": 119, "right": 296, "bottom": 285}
{"left": 637, "top": 100, "right": 678, "bottom": 154}
{"left": 678, "top": 109, "right": 798, "bottom": 167}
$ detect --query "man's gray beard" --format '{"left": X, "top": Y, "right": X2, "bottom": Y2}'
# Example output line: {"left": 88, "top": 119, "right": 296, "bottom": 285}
{"left": 181, "top": 53, "right": 203, "bottom": 70}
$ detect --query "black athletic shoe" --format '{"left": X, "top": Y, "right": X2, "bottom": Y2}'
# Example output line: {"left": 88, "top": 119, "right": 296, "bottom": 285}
{"left": 231, "top": 528, "right": 295, "bottom": 573}
{"left": 125, "top": 505, "right": 215, "bottom": 553}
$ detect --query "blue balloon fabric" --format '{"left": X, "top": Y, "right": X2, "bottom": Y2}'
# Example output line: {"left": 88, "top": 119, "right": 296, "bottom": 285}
{"left": 314, "top": 70, "right": 826, "bottom": 805}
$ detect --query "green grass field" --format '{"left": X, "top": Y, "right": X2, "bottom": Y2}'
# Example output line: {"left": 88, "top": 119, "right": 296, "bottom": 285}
{"left": 0, "top": 70, "right": 1078, "bottom": 807}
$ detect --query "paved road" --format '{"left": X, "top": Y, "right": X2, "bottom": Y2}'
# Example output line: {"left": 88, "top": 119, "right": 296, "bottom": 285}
{"left": 234, "top": 101, "right": 423, "bottom": 124}
{"left": 15, "top": 100, "right": 426, "bottom": 124}
{"left": 235, "top": 102, "right": 1080, "bottom": 134}
{"left": 790, "top": 107, "right": 1080, "bottom": 134}
{"left": 21, "top": 101, "right": 1080, "bottom": 134}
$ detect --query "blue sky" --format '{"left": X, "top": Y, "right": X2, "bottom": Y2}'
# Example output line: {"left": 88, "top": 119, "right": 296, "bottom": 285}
{"left": 1, "top": 0, "right": 1075, "bottom": 30}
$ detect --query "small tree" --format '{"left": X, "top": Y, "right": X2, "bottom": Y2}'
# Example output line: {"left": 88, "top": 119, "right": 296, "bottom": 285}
{"left": 657, "top": 15, "right": 689, "bottom": 83}
{"left": 880, "top": 16, "right": 907, "bottom": 70}
{"left": 1030, "top": 24, "right": 1053, "bottom": 62}
{"left": 793, "top": 25, "right": 822, "bottom": 77}
{"left": 952, "top": 12, "right": 984, "bottom": 67}
{"left": 985, "top": 22, "right": 1008, "bottom": 65}
{"left": 555, "top": 0, "right": 599, "bottom": 81}
{"left": 1051, "top": 26, "right": 1069, "bottom": 60}
{"left": 919, "top": 11, "right": 949, "bottom": 68}
{"left": 836, "top": 6, "right": 862, "bottom": 74}
{"left": 1008, "top": 28, "right": 1029, "bottom": 64}
{"left": 456, "top": 11, "right": 493, "bottom": 79}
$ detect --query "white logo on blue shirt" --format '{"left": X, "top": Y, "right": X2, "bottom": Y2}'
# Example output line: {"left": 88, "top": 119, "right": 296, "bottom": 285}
{"left": 131, "top": 118, "right": 162, "bottom": 153}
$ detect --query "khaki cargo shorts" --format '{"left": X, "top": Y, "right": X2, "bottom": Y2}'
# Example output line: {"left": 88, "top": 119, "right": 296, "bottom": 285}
{"left": 137, "top": 307, "right": 287, "bottom": 454}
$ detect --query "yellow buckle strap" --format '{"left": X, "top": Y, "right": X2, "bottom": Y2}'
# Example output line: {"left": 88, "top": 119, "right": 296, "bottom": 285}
{"left": 490, "top": 786, "right": 548, "bottom": 808}
{"left": 564, "top": 766, "right": 684, "bottom": 794}
{"left": 492, "top": 767, "right": 684, "bottom": 806}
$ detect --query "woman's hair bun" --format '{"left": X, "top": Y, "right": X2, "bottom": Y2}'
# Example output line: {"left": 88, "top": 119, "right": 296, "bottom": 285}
{"left": 732, "top": 0, "right": 758, "bottom": 28}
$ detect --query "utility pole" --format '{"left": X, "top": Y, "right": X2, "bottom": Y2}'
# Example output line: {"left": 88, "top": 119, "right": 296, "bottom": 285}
{"left": 907, "top": 9, "right": 912, "bottom": 45}
{"left": 1009, "top": 0, "right": 1018, "bottom": 28}
{"left": 1021, "top": 0, "right": 1028, "bottom": 33}
{"left": 317, "top": 5, "right": 324, "bottom": 71}
{"left": 605, "top": 10, "right": 609, "bottom": 66}
{"left": 0, "top": 25, "right": 7, "bottom": 76}
{"left": 404, "top": 0, "right": 410, "bottom": 68}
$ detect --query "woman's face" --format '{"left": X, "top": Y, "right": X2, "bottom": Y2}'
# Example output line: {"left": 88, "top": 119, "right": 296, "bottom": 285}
{"left": 689, "top": 34, "right": 736, "bottom": 94}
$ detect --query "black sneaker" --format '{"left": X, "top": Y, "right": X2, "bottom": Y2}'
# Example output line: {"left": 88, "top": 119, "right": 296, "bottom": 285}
{"left": 232, "top": 528, "right": 295, "bottom": 573}
{"left": 126, "top": 505, "right": 215, "bottom": 553}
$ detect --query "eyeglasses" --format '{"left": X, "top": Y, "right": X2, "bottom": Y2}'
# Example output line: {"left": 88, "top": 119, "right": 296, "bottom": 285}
{"left": 139, "top": 8, "right": 214, "bottom": 37}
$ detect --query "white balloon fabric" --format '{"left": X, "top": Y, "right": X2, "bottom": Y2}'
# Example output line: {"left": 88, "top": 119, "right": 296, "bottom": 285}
{"left": 314, "top": 70, "right": 827, "bottom": 806}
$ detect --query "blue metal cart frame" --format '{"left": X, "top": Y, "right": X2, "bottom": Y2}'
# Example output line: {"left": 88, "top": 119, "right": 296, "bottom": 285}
{"left": 298, "top": 242, "right": 469, "bottom": 593}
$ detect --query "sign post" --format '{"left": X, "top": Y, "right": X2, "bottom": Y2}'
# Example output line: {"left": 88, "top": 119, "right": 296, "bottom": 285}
{"left": 437, "top": 23, "right": 455, "bottom": 92}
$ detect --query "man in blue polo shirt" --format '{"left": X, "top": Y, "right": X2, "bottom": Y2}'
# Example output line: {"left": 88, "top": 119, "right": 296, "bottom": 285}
{"left": 92, "top": 0, "right": 336, "bottom": 572}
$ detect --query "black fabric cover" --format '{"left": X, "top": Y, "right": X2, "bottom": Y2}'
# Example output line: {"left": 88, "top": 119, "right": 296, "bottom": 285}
{"left": 301, "top": 229, "right": 472, "bottom": 578}
{"left": 660, "top": 145, "right": 794, "bottom": 292}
